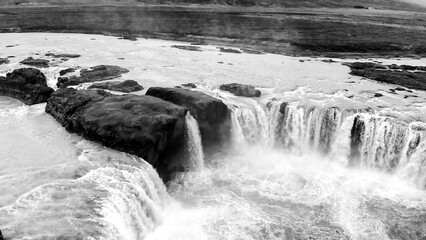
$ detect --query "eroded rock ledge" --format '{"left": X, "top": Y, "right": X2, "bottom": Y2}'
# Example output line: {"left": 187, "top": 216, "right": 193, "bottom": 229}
{"left": 57, "top": 65, "right": 129, "bottom": 88}
{"left": 0, "top": 68, "right": 54, "bottom": 105}
{"left": 146, "top": 87, "right": 231, "bottom": 150}
{"left": 45, "top": 88, "right": 188, "bottom": 180}
{"left": 88, "top": 80, "right": 143, "bottom": 93}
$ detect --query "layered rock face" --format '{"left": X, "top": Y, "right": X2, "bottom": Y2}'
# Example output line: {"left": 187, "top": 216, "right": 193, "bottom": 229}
{"left": 88, "top": 80, "right": 144, "bottom": 93}
{"left": 220, "top": 83, "right": 261, "bottom": 97}
{"left": 46, "top": 88, "right": 189, "bottom": 180}
{"left": 146, "top": 87, "right": 231, "bottom": 149}
{"left": 0, "top": 68, "right": 54, "bottom": 105}
{"left": 57, "top": 65, "right": 129, "bottom": 88}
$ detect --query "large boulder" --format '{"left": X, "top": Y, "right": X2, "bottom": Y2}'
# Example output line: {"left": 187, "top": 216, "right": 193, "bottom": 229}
{"left": 20, "top": 57, "right": 50, "bottom": 68}
{"left": 88, "top": 80, "right": 143, "bottom": 93}
{"left": 0, "top": 68, "right": 54, "bottom": 105}
{"left": 220, "top": 83, "right": 261, "bottom": 97}
{"left": 46, "top": 88, "right": 189, "bottom": 180}
{"left": 146, "top": 87, "right": 231, "bottom": 149}
{"left": 57, "top": 65, "right": 129, "bottom": 88}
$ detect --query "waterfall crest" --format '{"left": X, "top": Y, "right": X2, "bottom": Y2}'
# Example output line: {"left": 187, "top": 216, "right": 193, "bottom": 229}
{"left": 185, "top": 112, "right": 205, "bottom": 171}
{"left": 229, "top": 100, "right": 426, "bottom": 189}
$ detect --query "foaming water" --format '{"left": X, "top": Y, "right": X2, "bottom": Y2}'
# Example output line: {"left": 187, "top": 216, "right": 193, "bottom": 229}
{"left": 184, "top": 112, "right": 204, "bottom": 171}
{"left": 0, "top": 97, "right": 169, "bottom": 239}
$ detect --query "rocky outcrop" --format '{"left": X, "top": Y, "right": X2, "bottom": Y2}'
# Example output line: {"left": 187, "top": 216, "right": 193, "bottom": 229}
{"left": 219, "top": 83, "right": 261, "bottom": 97}
{"left": 20, "top": 57, "right": 50, "bottom": 68}
{"left": 344, "top": 62, "right": 426, "bottom": 91}
{"left": 46, "top": 88, "right": 189, "bottom": 180}
{"left": 88, "top": 80, "right": 144, "bottom": 93}
{"left": 146, "top": 87, "right": 231, "bottom": 149}
{"left": 0, "top": 68, "right": 54, "bottom": 105}
{"left": 57, "top": 65, "right": 129, "bottom": 88}
{"left": 0, "top": 58, "right": 9, "bottom": 65}
{"left": 181, "top": 83, "right": 197, "bottom": 88}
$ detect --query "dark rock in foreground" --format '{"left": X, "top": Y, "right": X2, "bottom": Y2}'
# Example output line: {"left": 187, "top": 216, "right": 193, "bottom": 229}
{"left": 88, "top": 80, "right": 144, "bottom": 93}
{"left": 220, "top": 83, "right": 261, "bottom": 97}
{"left": 46, "top": 88, "right": 188, "bottom": 180}
{"left": 172, "top": 45, "right": 202, "bottom": 52}
{"left": 146, "top": 87, "right": 231, "bottom": 149}
{"left": 0, "top": 68, "right": 54, "bottom": 104}
{"left": 0, "top": 58, "right": 9, "bottom": 65}
{"left": 345, "top": 62, "right": 426, "bottom": 91}
{"left": 20, "top": 57, "right": 50, "bottom": 68}
{"left": 57, "top": 65, "right": 129, "bottom": 88}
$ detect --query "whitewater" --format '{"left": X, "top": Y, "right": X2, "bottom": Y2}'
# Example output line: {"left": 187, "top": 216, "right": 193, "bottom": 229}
{"left": 0, "top": 33, "right": 425, "bottom": 239}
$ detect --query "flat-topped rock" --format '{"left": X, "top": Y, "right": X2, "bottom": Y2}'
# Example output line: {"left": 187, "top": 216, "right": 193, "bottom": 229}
{"left": 46, "top": 88, "right": 189, "bottom": 181}
{"left": 0, "top": 68, "right": 54, "bottom": 105}
{"left": 45, "top": 53, "right": 81, "bottom": 58}
{"left": 57, "top": 65, "right": 129, "bottom": 88}
{"left": 146, "top": 87, "right": 231, "bottom": 149}
{"left": 20, "top": 57, "right": 50, "bottom": 68}
{"left": 88, "top": 80, "right": 144, "bottom": 93}
{"left": 220, "top": 83, "right": 261, "bottom": 97}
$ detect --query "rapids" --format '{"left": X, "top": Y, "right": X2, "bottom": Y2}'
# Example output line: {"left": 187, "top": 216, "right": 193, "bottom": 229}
{"left": 0, "top": 33, "right": 426, "bottom": 240}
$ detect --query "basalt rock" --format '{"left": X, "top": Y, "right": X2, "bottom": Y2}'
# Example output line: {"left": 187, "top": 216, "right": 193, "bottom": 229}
{"left": 219, "top": 83, "right": 261, "bottom": 97}
{"left": 0, "top": 68, "right": 54, "bottom": 104}
{"left": 59, "top": 68, "right": 76, "bottom": 76}
{"left": 146, "top": 87, "right": 231, "bottom": 149}
{"left": 88, "top": 80, "right": 143, "bottom": 93}
{"left": 20, "top": 57, "right": 50, "bottom": 68}
{"left": 46, "top": 88, "right": 189, "bottom": 181}
{"left": 57, "top": 65, "right": 129, "bottom": 88}
{"left": 45, "top": 53, "right": 81, "bottom": 58}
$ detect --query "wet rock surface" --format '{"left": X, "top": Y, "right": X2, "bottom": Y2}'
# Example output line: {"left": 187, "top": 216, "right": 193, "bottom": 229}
{"left": 20, "top": 57, "right": 50, "bottom": 68}
{"left": 220, "top": 83, "right": 261, "bottom": 97}
{"left": 45, "top": 88, "right": 189, "bottom": 180}
{"left": 88, "top": 80, "right": 144, "bottom": 93}
{"left": 0, "top": 68, "right": 54, "bottom": 105}
{"left": 45, "top": 53, "right": 81, "bottom": 58}
{"left": 59, "top": 67, "right": 76, "bottom": 76}
{"left": 344, "top": 62, "right": 426, "bottom": 91}
{"left": 57, "top": 65, "right": 129, "bottom": 88}
{"left": 146, "top": 87, "right": 231, "bottom": 149}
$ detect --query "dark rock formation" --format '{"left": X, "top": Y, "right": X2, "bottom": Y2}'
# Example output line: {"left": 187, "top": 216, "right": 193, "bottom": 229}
{"left": 345, "top": 62, "right": 426, "bottom": 91}
{"left": 20, "top": 57, "right": 50, "bottom": 68}
{"left": 181, "top": 83, "right": 197, "bottom": 88}
{"left": 146, "top": 87, "right": 231, "bottom": 149}
{"left": 88, "top": 80, "right": 144, "bottom": 93}
{"left": 172, "top": 45, "right": 202, "bottom": 52}
{"left": 374, "top": 93, "right": 383, "bottom": 97}
{"left": 0, "top": 68, "right": 54, "bottom": 105}
{"left": 59, "top": 68, "right": 76, "bottom": 76}
{"left": 118, "top": 34, "right": 137, "bottom": 41}
{"left": 219, "top": 83, "right": 261, "bottom": 97}
{"left": 45, "top": 53, "right": 81, "bottom": 58}
{"left": 279, "top": 102, "right": 288, "bottom": 114}
{"left": 0, "top": 58, "right": 9, "bottom": 65}
{"left": 46, "top": 88, "right": 189, "bottom": 180}
{"left": 0, "top": 229, "right": 3, "bottom": 240}
{"left": 219, "top": 47, "right": 242, "bottom": 54}
{"left": 349, "top": 115, "right": 365, "bottom": 166}
{"left": 57, "top": 65, "right": 129, "bottom": 88}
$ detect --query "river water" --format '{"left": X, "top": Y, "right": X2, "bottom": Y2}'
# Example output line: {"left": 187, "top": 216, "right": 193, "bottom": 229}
{"left": 0, "top": 33, "right": 425, "bottom": 240}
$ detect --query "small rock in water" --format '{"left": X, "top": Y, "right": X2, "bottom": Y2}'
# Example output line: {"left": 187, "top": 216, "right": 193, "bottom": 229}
{"left": 404, "top": 95, "right": 418, "bottom": 99}
{"left": 241, "top": 48, "right": 264, "bottom": 54}
{"left": 88, "top": 80, "right": 143, "bottom": 93}
{"left": 59, "top": 67, "right": 76, "bottom": 76}
{"left": 0, "top": 58, "right": 10, "bottom": 65}
{"left": 45, "top": 53, "right": 81, "bottom": 58}
{"left": 219, "top": 83, "right": 261, "bottom": 97}
{"left": 181, "top": 83, "right": 197, "bottom": 88}
{"left": 374, "top": 93, "right": 383, "bottom": 97}
{"left": 171, "top": 45, "right": 202, "bottom": 52}
{"left": 20, "top": 57, "right": 50, "bottom": 68}
{"left": 219, "top": 47, "right": 242, "bottom": 54}
{"left": 57, "top": 65, "right": 129, "bottom": 88}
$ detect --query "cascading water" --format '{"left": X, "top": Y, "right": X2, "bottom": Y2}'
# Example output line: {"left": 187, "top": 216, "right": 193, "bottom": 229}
{"left": 184, "top": 112, "right": 205, "bottom": 171}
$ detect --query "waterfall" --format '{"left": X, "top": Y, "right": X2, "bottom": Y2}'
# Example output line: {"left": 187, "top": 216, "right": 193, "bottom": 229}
{"left": 185, "top": 112, "right": 204, "bottom": 171}
{"left": 228, "top": 100, "right": 426, "bottom": 189}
